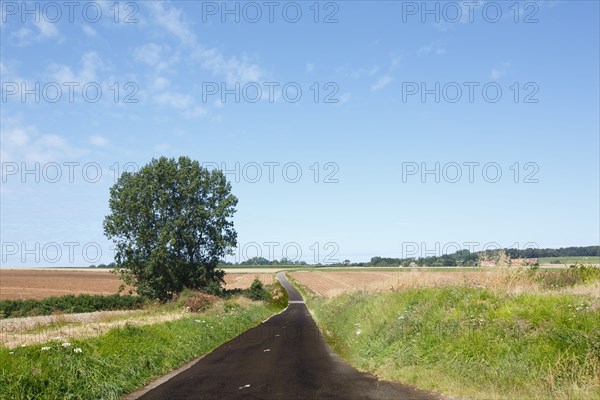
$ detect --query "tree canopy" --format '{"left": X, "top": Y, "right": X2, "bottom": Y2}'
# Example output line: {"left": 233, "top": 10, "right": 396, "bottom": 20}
{"left": 103, "top": 156, "right": 238, "bottom": 300}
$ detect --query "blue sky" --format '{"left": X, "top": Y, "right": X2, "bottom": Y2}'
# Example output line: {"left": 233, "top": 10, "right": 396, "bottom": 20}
{"left": 1, "top": 0, "right": 599, "bottom": 266}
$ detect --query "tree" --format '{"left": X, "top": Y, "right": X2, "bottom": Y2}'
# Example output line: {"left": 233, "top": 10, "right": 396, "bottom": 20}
{"left": 103, "top": 156, "right": 238, "bottom": 301}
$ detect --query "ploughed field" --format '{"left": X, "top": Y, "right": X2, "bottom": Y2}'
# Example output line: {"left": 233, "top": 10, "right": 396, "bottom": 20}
{"left": 0, "top": 269, "right": 274, "bottom": 299}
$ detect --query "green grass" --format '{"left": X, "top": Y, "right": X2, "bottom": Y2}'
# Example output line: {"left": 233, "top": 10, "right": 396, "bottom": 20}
{"left": 302, "top": 285, "right": 600, "bottom": 400}
{"left": 539, "top": 256, "right": 600, "bottom": 265}
{"left": 0, "top": 284, "right": 287, "bottom": 399}
{"left": 0, "top": 294, "right": 147, "bottom": 319}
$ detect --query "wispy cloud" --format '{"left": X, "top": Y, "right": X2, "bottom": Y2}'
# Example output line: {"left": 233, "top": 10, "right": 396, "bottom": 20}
{"left": 89, "top": 135, "right": 109, "bottom": 147}
{"left": 9, "top": 20, "right": 60, "bottom": 46}
{"left": 418, "top": 41, "right": 446, "bottom": 56}
{"left": 336, "top": 65, "right": 380, "bottom": 80}
{"left": 147, "top": 2, "right": 195, "bottom": 45}
{"left": 82, "top": 25, "right": 97, "bottom": 37}
{"left": 371, "top": 75, "right": 393, "bottom": 91}
{"left": 490, "top": 62, "right": 511, "bottom": 79}
{"left": 138, "top": 1, "right": 267, "bottom": 117}
{"left": 0, "top": 121, "right": 86, "bottom": 164}
{"left": 49, "top": 52, "right": 105, "bottom": 83}
{"left": 337, "top": 92, "right": 351, "bottom": 105}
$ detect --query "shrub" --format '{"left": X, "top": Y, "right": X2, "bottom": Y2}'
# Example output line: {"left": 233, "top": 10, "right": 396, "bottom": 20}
{"left": 248, "top": 279, "right": 270, "bottom": 301}
{"left": 202, "top": 280, "right": 224, "bottom": 296}
{"left": 183, "top": 292, "right": 219, "bottom": 312}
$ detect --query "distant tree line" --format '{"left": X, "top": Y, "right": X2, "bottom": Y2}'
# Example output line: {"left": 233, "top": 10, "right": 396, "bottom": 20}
{"left": 91, "top": 246, "right": 599, "bottom": 268}
{"left": 218, "top": 256, "right": 308, "bottom": 266}
{"left": 355, "top": 246, "right": 600, "bottom": 267}
{"left": 88, "top": 262, "right": 116, "bottom": 268}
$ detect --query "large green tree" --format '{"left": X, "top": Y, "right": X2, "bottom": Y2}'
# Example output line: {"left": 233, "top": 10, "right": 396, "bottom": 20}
{"left": 103, "top": 156, "right": 238, "bottom": 300}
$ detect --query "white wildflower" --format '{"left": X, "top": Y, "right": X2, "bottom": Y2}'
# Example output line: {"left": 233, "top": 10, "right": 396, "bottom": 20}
{"left": 61, "top": 342, "right": 71, "bottom": 347}
{"left": 41, "top": 347, "right": 51, "bottom": 351}
{"left": 73, "top": 348, "right": 82, "bottom": 353}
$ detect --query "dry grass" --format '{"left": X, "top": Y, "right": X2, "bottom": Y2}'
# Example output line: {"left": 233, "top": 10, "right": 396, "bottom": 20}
{"left": 291, "top": 268, "right": 600, "bottom": 299}
{"left": 0, "top": 293, "right": 264, "bottom": 349}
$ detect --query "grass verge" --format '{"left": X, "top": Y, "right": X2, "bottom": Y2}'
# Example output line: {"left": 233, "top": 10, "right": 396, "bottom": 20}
{"left": 0, "top": 283, "right": 286, "bottom": 399}
{"left": 301, "top": 284, "right": 600, "bottom": 400}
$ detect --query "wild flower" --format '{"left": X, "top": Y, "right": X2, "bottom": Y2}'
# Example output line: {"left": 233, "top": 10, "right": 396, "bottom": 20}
{"left": 73, "top": 348, "right": 82, "bottom": 353}
{"left": 61, "top": 342, "right": 71, "bottom": 347}
{"left": 41, "top": 347, "right": 51, "bottom": 351}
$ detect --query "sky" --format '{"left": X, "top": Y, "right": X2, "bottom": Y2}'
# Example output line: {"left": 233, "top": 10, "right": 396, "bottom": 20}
{"left": 1, "top": 0, "right": 599, "bottom": 267}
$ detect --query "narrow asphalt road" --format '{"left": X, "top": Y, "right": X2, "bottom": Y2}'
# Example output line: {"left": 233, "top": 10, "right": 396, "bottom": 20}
{"left": 134, "top": 272, "right": 440, "bottom": 400}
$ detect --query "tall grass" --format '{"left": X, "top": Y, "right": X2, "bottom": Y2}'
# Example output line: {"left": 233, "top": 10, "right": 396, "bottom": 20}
{"left": 307, "top": 287, "right": 600, "bottom": 400}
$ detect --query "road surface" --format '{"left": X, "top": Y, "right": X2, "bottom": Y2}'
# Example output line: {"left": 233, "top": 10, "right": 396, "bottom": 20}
{"left": 134, "top": 272, "right": 440, "bottom": 400}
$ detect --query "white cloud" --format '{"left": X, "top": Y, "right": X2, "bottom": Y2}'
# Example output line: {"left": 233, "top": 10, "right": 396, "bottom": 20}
{"left": 418, "top": 41, "right": 446, "bottom": 56}
{"left": 197, "top": 48, "right": 264, "bottom": 84}
{"left": 0, "top": 122, "right": 85, "bottom": 163}
{"left": 147, "top": 2, "right": 195, "bottom": 45}
{"left": 154, "top": 92, "right": 207, "bottom": 118}
{"left": 36, "top": 20, "right": 59, "bottom": 39}
{"left": 6, "top": 128, "right": 30, "bottom": 147}
{"left": 336, "top": 65, "right": 379, "bottom": 80}
{"left": 151, "top": 76, "right": 170, "bottom": 90}
{"left": 134, "top": 43, "right": 163, "bottom": 66}
{"left": 182, "top": 106, "right": 208, "bottom": 119}
{"left": 147, "top": 2, "right": 265, "bottom": 83}
{"left": 89, "top": 135, "right": 109, "bottom": 147}
{"left": 9, "top": 19, "right": 60, "bottom": 46}
{"left": 490, "top": 62, "right": 511, "bottom": 79}
{"left": 371, "top": 76, "right": 393, "bottom": 91}
{"left": 337, "top": 93, "right": 351, "bottom": 105}
{"left": 49, "top": 52, "right": 104, "bottom": 83}
{"left": 139, "top": 1, "right": 267, "bottom": 118}
{"left": 82, "top": 25, "right": 97, "bottom": 37}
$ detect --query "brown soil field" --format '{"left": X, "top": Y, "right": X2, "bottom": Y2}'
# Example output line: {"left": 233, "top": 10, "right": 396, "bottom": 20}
{"left": 0, "top": 269, "right": 274, "bottom": 300}
{"left": 0, "top": 269, "right": 123, "bottom": 299}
